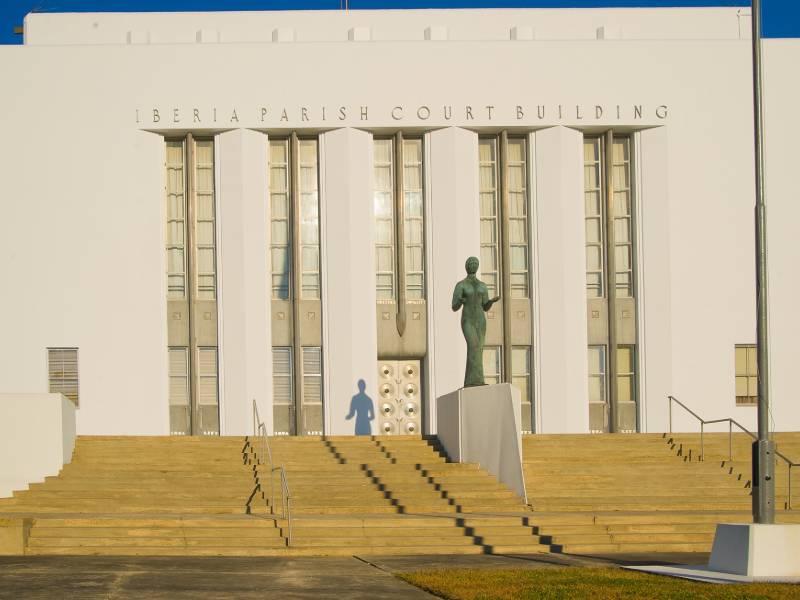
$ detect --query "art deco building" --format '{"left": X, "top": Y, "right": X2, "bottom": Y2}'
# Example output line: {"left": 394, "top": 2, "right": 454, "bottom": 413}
{"left": 0, "top": 6, "right": 798, "bottom": 437}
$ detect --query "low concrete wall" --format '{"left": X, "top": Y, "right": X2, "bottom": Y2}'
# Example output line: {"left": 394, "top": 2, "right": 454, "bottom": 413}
{"left": 0, "top": 518, "right": 31, "bottom": 555}
{"left": 0, "top": 393, "right": 76, "bottom": 498}
{"left": 436, "top": 383, "right": 527, "bottom": 502}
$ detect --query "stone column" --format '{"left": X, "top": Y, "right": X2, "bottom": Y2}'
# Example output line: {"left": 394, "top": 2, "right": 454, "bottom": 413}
{"left": 217, "top": 129, "right": 271, "bottom": 435}
{"left": 320, "top": 128, "right": 378, "bottom": 436}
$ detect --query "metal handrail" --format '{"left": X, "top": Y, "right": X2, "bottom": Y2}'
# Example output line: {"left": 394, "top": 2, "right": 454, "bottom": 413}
{"left": 251, "top": 399, "right": 293, "bottom": 545}
{"left": 668, "top": 395, "right": 800, "bottom": 509}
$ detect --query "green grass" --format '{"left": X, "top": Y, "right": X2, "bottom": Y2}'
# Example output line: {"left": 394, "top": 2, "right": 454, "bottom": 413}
{"left": 398, "top": 567, "right": 800, "bottom": 600}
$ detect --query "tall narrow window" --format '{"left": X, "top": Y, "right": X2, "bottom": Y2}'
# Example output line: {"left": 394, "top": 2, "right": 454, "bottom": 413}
{"left": 477, "top": 134, "right": 533, "bottom": 433}
{"left": 612, "top": 139, "right": 633, "bottom": 297}
{"left": 165, "top": 142, "right": 187, "bottom": 299}
{"left": 164, "top": 135, "right": 220, "bottom": 436}
{"left": 299, "top": 140, "right": 320, "bottom": 299}
{"left": 269, "top": 136, "right": 323, "bottom": 436}
{"left": 194, "top": 141, "right": 217, "bottom": 299}
{"left": 507, "top": 139, "right": 529, "bottom": 298}
{"left": 583, "top": 133, "right": 638, "bottom": 433}
{"left": 479, "top": 139, "right": 500, "bottom": 297}
{"left": 373, "top": 139, "right": 395, "bottom": 300}
{"left": 483, "top": 347, "right": 502, "bottom": 385}
{"left": 48, "top": 347, "right": 79, "bottom": 406}
{"left": 403, "top": 139, "right": 425, "bottom": 300}
{"left": 270, "top": 140, "right": 291, "bottom": 300}
{"left": 373, "top": 136, "right": 426, "bottom": 301}
{"left": 735, "top": 345, "right": 758, "bottom": 406}
{"left": 616, "top": 345, "right": 636, "bottom": 424}
{"left": 587, "top": 345, "right": 607, "bottom": 433}
{"left": 584, "top": 139, "right": 605, "bottom": 299}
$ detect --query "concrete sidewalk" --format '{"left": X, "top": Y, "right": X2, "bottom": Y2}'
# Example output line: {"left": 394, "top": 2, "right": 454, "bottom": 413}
{"left": 0, "top": 552, "right": 710, "bottom": 600}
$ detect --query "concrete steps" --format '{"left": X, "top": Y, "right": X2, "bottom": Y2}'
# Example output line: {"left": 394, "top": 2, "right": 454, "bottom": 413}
{"left": 3, "top": 435, "right": 543, "bottom": 556}
{"left": 521, "top": 432, "right": 800, "bottom": 554}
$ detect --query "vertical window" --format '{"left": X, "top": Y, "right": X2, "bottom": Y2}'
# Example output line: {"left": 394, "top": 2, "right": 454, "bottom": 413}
{"left": 612, "top": 139, "right": 633, "bottom": 298}
{"left": 512, "top": 346, "right": 531, "bottom": 405}
{"left": 298, "top": 140, "right": 320, "bottom": 299}
{"left": 507, "top": 139, "right": 529, "bottom": 298}
{"left": 168, "top": 347, "right": 189, "bottom": 435}
{"left": 587, "top": 346, "right": 607, "bottom": 407}
{"left": 735, "top": 345, "right": 758, "bottom": 406}
{"left": 374, "top": 139, "right": 395, "bottom": 300}
{"left": 272, "top": 347, "right": 293, "bottom": 435}
{"left": 584, "top": 139, "right": 604, "bottom": 298}
{"left": 403, "top": 139, "right": 425, "bottom": 300}
{"left": 616, "top": 346, "right": 635, "bottom": 405}
{"left": 269, "top": 139, "right": 320, "bottom": 301}
{"left": 194, "top": 141, "right": 217, "bottom": 299}
{"left": 270, "top": 140, "right": 290, "bottom": 300}
{"left": 483, "top": 347, "right": 502, "bottom": 385}
{"left": 165, "top": 141, "right": 186, "bottom": 299}
{"left": 47, "top": 348, "right": 79, "bottom": 406}
{"left": 373, "top": 136, "right": 426, "bottom": 302}
{"left": 479, "top": 139, "right": 500, "bottom": 298}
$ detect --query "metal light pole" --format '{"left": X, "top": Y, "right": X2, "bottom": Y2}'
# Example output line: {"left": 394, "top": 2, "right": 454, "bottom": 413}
{"left": 751, "top": 0, "right": 775, "bottom": 525}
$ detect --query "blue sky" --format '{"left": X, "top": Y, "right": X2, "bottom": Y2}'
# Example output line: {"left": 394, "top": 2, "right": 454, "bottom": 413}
{"left": 1, "top": 0, "right": 797, "bottom": 44}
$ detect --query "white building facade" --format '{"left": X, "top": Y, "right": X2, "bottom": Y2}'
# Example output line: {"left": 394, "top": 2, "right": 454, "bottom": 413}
{"left": 0, "top": 7, "right": 798, "bottom": 436}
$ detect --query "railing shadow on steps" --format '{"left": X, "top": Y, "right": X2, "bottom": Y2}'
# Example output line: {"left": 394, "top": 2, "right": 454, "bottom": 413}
{"left": 249, "top": 399, "right": 293, "bottom": 546}
{"left": 668, "top": 394, "right": 800, "bottom": 509}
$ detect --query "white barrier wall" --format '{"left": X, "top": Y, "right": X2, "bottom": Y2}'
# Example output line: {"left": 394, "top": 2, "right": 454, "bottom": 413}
{"left": 0, "top": 394, "right": 76, "bottom": 498}
{"left": 437, "top": 383, "right": 527, "bottom": 502}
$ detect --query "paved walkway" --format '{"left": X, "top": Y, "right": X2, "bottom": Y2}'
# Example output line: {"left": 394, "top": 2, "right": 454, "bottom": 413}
{"left": 0, "top": 553, "right": 710, "bottom": 600}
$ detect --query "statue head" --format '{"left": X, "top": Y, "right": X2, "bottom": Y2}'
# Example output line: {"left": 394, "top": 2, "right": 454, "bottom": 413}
{"left": 465, "top": 256, "right": 479, "bottom": 275}
{"left": 357, "top": 379, "right": 366, "bottom": 393}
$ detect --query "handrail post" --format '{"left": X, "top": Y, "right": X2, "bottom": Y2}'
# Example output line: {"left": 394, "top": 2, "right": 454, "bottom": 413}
{"left": 789, "top": 464, "right": 793, "bottom": 510}
{"left": 700, "top": 422, "right": 704, "bottom": 462}
{"left": 729, "top": 420, "right": 733, "bottom": 461}
{"left": 669, "top": 396, "right": 673, "bottom": 433}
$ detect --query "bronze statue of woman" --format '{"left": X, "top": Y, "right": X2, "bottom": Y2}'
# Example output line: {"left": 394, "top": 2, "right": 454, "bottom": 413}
{"left": 451, "top": 256, "right": 500, "bottom": 387}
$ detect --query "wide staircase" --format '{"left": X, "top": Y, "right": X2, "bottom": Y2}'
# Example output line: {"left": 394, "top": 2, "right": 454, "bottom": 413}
{"left": 5, "top": 431, "right": 800, "bottom": 556}
{"left": 523, "top": 433, "right": 800, "bottom": 555}
{"left": 0, "top": 435, "right": 546, "bottom": 556}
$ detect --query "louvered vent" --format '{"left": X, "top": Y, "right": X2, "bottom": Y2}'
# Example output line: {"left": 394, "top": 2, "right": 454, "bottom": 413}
{"left": 47, "top": 348, "right": 79, "bottom": 406}
{"left": 302, "top": 347, "right": 322, "bottom": 407}
{"left": 272, "top": 347, "right": 293, "bottom": 406}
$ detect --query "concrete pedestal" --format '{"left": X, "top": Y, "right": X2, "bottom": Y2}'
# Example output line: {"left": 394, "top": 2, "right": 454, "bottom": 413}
{"left": 436, "top": 383, "right": 527, "bottom": 502}
{"left": 709, "top": 523, "right": 800, "bottom": 577}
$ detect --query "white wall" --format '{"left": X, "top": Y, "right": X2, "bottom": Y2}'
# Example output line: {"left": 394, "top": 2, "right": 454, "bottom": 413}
{"left": 0, "top": 9, "right": 798, "bottom": 435}
{"left": 23, "top": 8, "right": 746, "bottom": 46}
{"left": 636, "top": 127, "right": 672, "bottom": 432}
{"left": 0, "top": 394, "right": 76, "bottom": 497}
{"left": 763, "top": 41, "right": 800, "bottom": 433}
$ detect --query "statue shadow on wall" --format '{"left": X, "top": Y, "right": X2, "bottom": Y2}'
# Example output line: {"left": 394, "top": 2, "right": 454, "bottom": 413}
{"left": 345, "top": 379, "right": 375, "bottom": 436}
